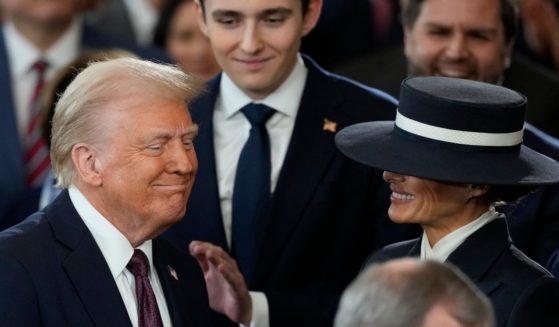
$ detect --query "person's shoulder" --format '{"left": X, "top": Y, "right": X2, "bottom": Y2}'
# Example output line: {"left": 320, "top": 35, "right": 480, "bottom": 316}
{"left": 0, "top": 213, "right": 48, "bottom": 248}
{"left": 503, "top": 244, "right": 554, "bottom": 279}
{"left": 309, "top": 58, "right": 396, "bottom": 104}
{"left": 363, "top": 239, "right": 418, "bottom": 269}
{"left": 523, "top": 123, "right": 559, "bottom": 161}
{"left": 305, "top": 57, "right": 397, "bottom": 122}
{"left": 0, "top": 212, "right": 51, "bottom": 268}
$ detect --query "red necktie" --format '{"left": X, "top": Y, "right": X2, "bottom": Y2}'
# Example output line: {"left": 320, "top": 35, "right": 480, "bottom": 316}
{"left": 24, "top": 59, "right": 50, "bottom": 187}
{"left": 127, "top": 249, "right": 164, "bottom": 327}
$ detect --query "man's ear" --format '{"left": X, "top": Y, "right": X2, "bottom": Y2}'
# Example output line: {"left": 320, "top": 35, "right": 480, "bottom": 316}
{"left": 469, "top": 184, "right": 490, "bottom": 199}
{"left": 71, "top": 143, "right": 103, "bottom": 187}
{"left": 195, "top": 0, "right": 209, "bottom": 36}
{"left": 301, "top": 0, "right": 323, "bottom": 37}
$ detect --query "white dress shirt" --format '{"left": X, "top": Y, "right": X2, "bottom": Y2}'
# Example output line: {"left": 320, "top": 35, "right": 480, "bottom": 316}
{"left": 68, "top": 186, "right": 173, "bottom": 327}
{"left": 214, "top": 55, "right": 308, "bottom": 327}
{"left": 4, "top": 17, "right": 80, "bottom": 140}
{"left": 420, "top": 207, "right": 502, "bottom": 262}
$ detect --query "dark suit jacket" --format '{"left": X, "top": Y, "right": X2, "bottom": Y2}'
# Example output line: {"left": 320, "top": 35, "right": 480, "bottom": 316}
{"left": 0, "top": 22, "right": 168, "bottom": 226}
{"left": 367, "top": 219, "right": 559, "bottom": 327}
{"left": 333, "top": 45, "right": 559, "bottom": 267}
{"left": 0, "top": 190, "right": 213, "bottom": 327}
{"left": 85, "top": 0, "right": 137, "bottom": 45}
{"left": 164, "top": 56, "right": 421, "bottom": 326}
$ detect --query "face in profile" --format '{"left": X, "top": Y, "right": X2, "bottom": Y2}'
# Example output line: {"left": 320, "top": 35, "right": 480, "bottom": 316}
{"left": 404, "top": 0, "right": 511, "bottom": 83}
{"left": 167, "top": 1, "right": 221, "bottom": 81}
{"left": 197, "top": 0, "right": 321, "bottom": 99}
{"left": 382, "top": 171, "right": 484, "bottom": 235}
{"left": 94, "top": 93, "right": 198, "bottom": 240}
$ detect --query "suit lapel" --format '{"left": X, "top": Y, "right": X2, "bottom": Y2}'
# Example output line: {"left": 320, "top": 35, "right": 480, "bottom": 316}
{"left": 446, "top": 219, "right": 510, "bottom": 295}
{"left": 48, "top": 191, "right": 132, "bottom": 327}
{"left": 255, "top": 58, "right": 352, "bottom": 277}
{"left": 153, "top": 240, "right": 187, "bottom": 327}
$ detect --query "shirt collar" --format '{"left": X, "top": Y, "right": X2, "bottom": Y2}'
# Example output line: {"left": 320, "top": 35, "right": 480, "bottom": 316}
{"left": 421, "top": 207, "right": 502, "bottom": 262}
{"left": 4, "top": 16, "right": 81, "bottom": 77}
{"left": 219, "top": 54, "right": 307, "bottom": 119}
{"left": 68, "top": 186, "right": 155, "bottom": 279}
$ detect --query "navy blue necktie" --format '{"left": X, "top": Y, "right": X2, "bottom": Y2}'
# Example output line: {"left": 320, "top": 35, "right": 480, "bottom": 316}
{"left": 232, "top": 103, "right": 275, "bottom": 285}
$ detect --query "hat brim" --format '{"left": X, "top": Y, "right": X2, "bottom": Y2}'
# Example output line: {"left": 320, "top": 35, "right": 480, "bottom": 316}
{"left": 336, "top": 121, "right": 559, "bottom": 186}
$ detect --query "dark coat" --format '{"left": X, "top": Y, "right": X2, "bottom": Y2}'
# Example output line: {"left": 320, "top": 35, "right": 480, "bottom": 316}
{"left": 0, "top": 190, "right": 213, "bottom": 326}
{"left": 367, "top": 219, "right": 559, "bottom": 327}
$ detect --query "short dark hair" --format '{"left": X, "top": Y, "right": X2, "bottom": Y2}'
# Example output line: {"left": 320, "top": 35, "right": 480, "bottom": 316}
{"left": 402, "top": 0, "right": 519, "bottom": 43}
{"left": 197, "top": 0, "right": 311, "bottom": 17}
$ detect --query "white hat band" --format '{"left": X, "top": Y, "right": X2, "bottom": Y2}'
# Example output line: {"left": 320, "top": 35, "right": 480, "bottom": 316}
{"left": 395, "top": 111, "right": 524, "bottom": 147}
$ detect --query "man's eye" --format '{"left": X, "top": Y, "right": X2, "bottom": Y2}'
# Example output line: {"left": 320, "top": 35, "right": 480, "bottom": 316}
{"left": 264, "top": 16, "right": 285, "bottom": 25}
{"left": 148, "top": 144, "right": 162, "bottom": 151}
{"left": 427, "top": 29, "right": 449, "bottom": 36}
{"left": 217, "top": 17, "right": 239, "bottom": 27}
{"left": 183, "top": 140, "right": 194, "bottom": 149}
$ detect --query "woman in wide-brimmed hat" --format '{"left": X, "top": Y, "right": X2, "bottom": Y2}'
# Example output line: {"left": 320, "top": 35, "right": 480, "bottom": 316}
{"left": 336, "top": 76, "right": 559, "bottom": 327}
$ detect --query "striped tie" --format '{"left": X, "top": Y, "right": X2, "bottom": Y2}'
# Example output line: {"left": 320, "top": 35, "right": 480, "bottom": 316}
{"left": 24, "top": 59, "right": 50, "bottom": 188}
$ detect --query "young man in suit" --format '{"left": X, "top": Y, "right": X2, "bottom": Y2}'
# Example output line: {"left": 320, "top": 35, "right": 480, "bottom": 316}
{"left": 164, "top": 0, "right": 419, "bottom": 326}
{"left": 0, "top": 58, "right": 214, "bottom": 326}
{"left": 0, "top": 0, "right": 167, "bottom": 222}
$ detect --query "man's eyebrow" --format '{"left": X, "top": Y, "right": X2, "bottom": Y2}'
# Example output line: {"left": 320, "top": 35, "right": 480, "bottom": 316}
{"left": 423, "top": 22, "right": 497, "bottom": 35}
{"left": 183, "top": 124, "right": 199, "bottom": 136}
{"left": 142, "top": 125, "right": 199, "bottom": 143}
{"left": 212, "top": 9, "right": 242, "bottom": 19}
{"left": 259, "top": 7, "right": 293, "bottom": 17}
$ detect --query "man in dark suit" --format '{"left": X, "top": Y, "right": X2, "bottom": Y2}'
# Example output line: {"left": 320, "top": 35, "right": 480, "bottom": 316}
{"left": 164, "top": 0, "right": 420, "bottom": 326}
{"left": 0, "top": 0, "right": 168, "bottom": 222}
{"left": 0, "top": 58, "right": 214, "bottom": 326}
{"left": 335, "top": 0, "right": 559, "bottom": 269}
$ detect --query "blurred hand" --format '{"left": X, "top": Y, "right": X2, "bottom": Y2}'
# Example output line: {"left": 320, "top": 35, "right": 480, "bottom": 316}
{"left": 189, "top": 241, "right": 252, "bottom": 325}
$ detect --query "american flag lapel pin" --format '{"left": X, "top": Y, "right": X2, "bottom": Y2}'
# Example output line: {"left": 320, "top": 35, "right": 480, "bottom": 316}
{"left": 168, "top": 265, "right": 179, "bottom": 281}
{"left": 323, "top": 118, "right": 337, "bottom": 133}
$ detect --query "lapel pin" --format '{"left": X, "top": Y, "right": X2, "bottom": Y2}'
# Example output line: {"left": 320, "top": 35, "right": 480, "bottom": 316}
{"left": 168, "top": 265, "right": 179, "bottom": 281}
{"left": 323, "top": 118, "right": 337, "bottom": 133}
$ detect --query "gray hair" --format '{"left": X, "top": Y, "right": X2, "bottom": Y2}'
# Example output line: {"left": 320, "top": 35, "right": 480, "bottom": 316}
{"left": 51, "top": 57, "right": 204, "bottom": 187}
{"left": 334, "top": 258, "right": 495, "bottom": 327}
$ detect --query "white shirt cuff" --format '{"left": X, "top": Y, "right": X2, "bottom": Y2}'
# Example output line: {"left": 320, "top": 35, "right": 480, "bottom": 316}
{"left": 239, "top": 291, "right": 269, "bottom": 327}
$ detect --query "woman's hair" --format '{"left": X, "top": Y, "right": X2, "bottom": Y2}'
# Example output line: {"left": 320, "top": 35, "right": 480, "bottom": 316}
{"left": 483, "top": 184, "right": 537, "bottom": 205}
{"left": 153, "top": 0, "right": 192, "bottom": 48}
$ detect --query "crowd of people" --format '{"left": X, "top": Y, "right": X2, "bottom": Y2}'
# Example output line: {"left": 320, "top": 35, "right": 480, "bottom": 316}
{"left": 1, "top": 0, "right": 559, "bottom": 326}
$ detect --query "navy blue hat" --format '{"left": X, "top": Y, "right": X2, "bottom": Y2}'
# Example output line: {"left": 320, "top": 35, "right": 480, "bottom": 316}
{"left": 335, "top": 76, "right": 559, "bottom": 185}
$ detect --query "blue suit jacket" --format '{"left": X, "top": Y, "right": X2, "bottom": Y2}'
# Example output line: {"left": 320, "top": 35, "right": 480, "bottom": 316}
{"left": 368, "top": 219, "right": 559, "bottom": 327}
{"left": 0, "top": 190, "right": 213, "bottom": 327}
{"left": 0, "top": 22, "right": 169, "bottom": 223}
{"left": 164, "top": 57, "right": 421, "bottom": 326}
